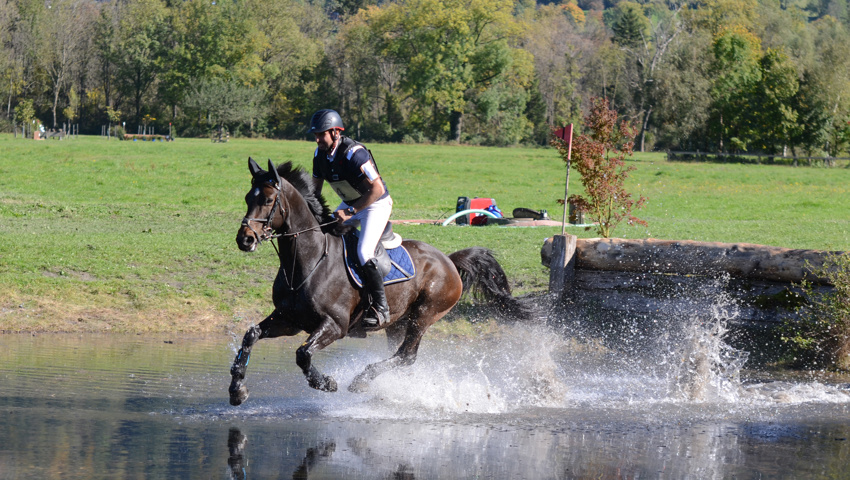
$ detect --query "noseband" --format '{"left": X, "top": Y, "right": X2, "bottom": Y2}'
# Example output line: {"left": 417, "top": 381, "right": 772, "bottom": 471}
{"left": 241, "top": 181, "right": 284, "bottom": 245}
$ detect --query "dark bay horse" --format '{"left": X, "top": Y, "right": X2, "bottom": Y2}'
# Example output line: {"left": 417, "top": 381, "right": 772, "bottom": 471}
{"left": 229, "top": 158, "right": 528, "bottom": 405}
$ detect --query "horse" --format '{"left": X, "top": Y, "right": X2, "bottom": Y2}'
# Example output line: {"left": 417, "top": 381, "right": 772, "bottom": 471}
{"left": 229, "top": 158, "right": 529, "bottom": 405}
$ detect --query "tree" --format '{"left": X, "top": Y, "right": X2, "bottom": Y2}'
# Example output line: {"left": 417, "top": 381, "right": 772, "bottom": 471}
{"left": 684, "top": 0, "right": 758, "bottom": 35}
{"left": 36, "top": 0, "right": 95, "bottom": 128}
{"left": 607, "top": 0, "right": 683, "bottom": 152}
{"left": 790, "top": 72, "right": 830, "bottom": 157}
{"left": 8, "top": 0, "right": 44, "bottom": 119}
{"left": 552, "top": 97, "right": 647, "bottom": 238}
{"left": 182, "top": 77, "right": 267, "bottom": 135}
{"left": 709, "top": 25, "right": 762, "bottom": 151}
{"left": 92, "top": 5, "right": 119, "bottom": 117}
{"left": 808, "top": 17, "right": 850, "bottom": 157}
{"left": 161, "top": 0, "right": 265, "bottom": 122}
{"left": 781, "top": 253, "right": 850, "bottom": 371}
{"left": 609, "top": 1, "right": 649, "bottom": 48}
{"left": 332, "top": 8, "right": 386, "bottom": 140}
{"left": 0, "top": 0, "right": 21, "bottom": 118}
{"left": 334, "top": 0, "right": 379, "bottom": 17}
{"left": 750, "top": 48, "right": 800, "bottom": 155}
{"left": 113, "top": 0, "right": 169, "bottom": 123}
{"left": 105, "top": 104, "right": 121, "bottom": 137}
{"left": 465, "top": 62, "right": 535, "bottom": 145}
{"left": 14, "top": 97, "right": 35, "bottom": 134}
{"left": 652, "top": 28, "right": 714, "bottom": 150}
{"left": 365, "top": 0, "right": 530, "bottom": 141}
{"left": 244, "top": 0, "right": 327, "bottom": 136}
{"left": 524, "top": 4, "right": 587, "bottom": 143}
{"left": 62, "top": 85, "right": 79, "bottom": 126}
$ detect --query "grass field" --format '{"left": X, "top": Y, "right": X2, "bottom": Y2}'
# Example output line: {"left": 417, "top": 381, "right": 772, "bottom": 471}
{"left": 1, "top": 134, "right": 848, "bottom": 333}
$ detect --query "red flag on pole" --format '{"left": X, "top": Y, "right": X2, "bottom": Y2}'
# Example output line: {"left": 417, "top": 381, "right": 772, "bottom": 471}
{"left": 555, "top": 124, "right": 574, "bottom": 234}
{"left": 554, "top": 124, "right": 573, "bottom": 160}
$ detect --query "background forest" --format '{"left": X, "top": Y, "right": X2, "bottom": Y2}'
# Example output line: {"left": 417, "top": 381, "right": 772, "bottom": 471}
{"left": 1, "top": 0, "right": 849, "bottom": 155}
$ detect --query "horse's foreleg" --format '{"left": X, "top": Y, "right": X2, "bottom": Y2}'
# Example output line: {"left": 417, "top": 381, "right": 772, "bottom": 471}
{"left": 229, "top": 323, "right": 263, "bottom": 406}
{"left": 296, "top": 320, "right": 343, "bottom": 392}
{"left": 229, "top": 312, "right": 299, "bottom": 406}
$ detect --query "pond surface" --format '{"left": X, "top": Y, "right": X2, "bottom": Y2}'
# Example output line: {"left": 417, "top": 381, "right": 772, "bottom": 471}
{"left": 1, "top": 323, "right": 849, "bottom": 479}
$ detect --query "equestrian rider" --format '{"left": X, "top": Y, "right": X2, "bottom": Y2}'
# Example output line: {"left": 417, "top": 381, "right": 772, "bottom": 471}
{"left": 309, "top": 109, "right": 393, "bottom": 329}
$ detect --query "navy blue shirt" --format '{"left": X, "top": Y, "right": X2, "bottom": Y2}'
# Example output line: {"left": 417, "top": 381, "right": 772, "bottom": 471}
{"left": 312, "top": 136, "right": 389, "bottom": 203}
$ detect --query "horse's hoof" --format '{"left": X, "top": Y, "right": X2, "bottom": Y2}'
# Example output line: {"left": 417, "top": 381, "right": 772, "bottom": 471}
{"left": 348, "top": 375, "right": 370, "bottom": 393}
{"left": 309, "top": 375, "right": 338, "bottom": 392}
{"left": 229, "top": 384, "right": 249, "bottom": 406}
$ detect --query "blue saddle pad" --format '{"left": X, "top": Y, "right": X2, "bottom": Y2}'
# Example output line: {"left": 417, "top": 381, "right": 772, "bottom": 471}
{"left": 343, "top": 233, "right": 416, "bottom": 288}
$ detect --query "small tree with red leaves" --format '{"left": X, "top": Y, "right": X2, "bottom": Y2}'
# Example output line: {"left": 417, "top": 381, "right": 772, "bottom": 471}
{"left": 552, "top": 97, "right": 647, "bottom": 238}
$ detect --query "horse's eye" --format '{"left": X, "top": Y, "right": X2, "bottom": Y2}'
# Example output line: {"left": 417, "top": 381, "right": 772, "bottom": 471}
{"left": 264, "top": 197, "right": 274, "bottom": 206}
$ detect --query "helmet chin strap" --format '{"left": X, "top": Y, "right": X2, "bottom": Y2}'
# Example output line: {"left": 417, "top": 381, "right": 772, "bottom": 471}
{"left": 329, "top": 129, "right": 341, "bottom": 151}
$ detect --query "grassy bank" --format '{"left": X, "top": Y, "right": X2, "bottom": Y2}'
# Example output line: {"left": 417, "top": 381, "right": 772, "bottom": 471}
{"left": 1, "top": 134, "right": 848, "bottom": 333}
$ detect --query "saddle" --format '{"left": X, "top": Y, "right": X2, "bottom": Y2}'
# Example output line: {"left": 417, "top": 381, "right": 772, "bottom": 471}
{"left": 342, "top": 222, "right": 415, "bottom": 288}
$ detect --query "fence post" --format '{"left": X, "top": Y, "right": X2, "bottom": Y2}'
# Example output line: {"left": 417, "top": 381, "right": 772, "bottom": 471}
{"left": 548, "top": 234, "right": 577, "bottom": 294}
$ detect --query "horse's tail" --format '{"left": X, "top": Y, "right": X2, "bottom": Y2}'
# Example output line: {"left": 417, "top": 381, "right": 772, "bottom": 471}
{"left": 448, "top": 247, "right": 533, "bottom": 321}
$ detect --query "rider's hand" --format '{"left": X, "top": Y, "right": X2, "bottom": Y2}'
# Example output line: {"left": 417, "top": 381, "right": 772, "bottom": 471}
{"left": 334, "top": 208, "right": 351, "bottom": 223}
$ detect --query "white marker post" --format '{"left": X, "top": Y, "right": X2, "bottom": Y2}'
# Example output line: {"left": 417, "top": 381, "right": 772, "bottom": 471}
{"left": 549, "top": 124, "right": 577, "bottom": 294}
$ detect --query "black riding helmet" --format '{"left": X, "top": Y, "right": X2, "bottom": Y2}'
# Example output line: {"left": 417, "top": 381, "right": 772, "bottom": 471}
{"left": 309, "top": 109, "right": 344, "bottom": 134}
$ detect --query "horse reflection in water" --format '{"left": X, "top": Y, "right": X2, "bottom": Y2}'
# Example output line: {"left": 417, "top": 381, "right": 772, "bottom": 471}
{"left": 227, "top": 428, "right": 414, "bottom": 480}
{"left": 230, "top": 159, "right": 528, "bottom": 405}
{"left": 228, "top": 429, "right": 335, "bottom": 480}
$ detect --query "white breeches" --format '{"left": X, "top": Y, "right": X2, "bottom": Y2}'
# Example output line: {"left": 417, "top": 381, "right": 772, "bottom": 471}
{"left": 339, "top": 195, "right": 394, "bottom": 265}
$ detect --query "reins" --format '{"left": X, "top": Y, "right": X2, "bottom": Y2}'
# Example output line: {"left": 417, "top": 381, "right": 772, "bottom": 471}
{"left": 274, "top": 232, "right": 329, "bottom": 292}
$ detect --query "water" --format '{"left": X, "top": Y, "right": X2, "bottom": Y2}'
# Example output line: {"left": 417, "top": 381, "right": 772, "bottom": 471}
{"left": 1, "top": 317, "right": 849, "bottom": 479}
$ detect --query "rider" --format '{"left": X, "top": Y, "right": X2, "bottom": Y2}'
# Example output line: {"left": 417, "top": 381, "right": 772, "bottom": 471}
{"left": 309, "top": 109, "right": 393, "bottom": 329}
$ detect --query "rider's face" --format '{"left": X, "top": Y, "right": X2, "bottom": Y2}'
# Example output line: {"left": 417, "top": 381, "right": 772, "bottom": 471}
{"left": 314, "top": 130, "right": 337, "bottom": 152}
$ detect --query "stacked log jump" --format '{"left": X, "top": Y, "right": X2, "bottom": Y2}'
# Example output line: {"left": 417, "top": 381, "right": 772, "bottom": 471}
{"left": 541, "top": 236, "right": 842, "bottom": 360}
{"left": 542, "top": 236, "right": 839, "bottom": 288}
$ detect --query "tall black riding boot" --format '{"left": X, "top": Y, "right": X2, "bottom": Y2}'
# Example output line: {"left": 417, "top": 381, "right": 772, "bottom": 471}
{"left": 360, "top": 258, "right": 390, "bottom": 329}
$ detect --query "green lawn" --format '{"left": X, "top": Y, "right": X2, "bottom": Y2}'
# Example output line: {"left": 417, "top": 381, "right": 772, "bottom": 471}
{"left": 1, "top": 134, "right": 848, "bottom": 332}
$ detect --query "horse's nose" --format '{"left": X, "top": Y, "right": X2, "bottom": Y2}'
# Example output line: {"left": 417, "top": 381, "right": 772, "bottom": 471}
{"left": 236, "top": 231, "right": 256, "bottom": 251}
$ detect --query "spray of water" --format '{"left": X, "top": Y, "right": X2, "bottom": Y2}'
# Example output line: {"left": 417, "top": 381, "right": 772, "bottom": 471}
{"left": 325, "top": 324, "right": 571, "bottom": 419}
{"left": 665, "top": 314, "right": 749, "bottom": 402}
{"left": 323, "top": 291, "right": 849, "bottom": 421}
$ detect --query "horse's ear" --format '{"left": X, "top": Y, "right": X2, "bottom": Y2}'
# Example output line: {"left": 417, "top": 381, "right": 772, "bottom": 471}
{"left": 248, "top": 157, "right": 263, "bottom": 177}
{"left": 268, "top": 159, "right": 282, "bottom": 187}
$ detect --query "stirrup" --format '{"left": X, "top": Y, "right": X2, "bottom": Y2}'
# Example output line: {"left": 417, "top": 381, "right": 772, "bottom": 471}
{"left": 362, "top": 305, "right": 389, "bottom": 329}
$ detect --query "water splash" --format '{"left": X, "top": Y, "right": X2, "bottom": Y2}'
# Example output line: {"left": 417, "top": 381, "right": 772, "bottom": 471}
{"left": 327, "top": 325, "right": 571, "bottom": 419}
{"left": 323, "top": 316, "right": 847, "bottom": 421}
{"left": 665, "top": 315, "right": 749, "bottom": 402}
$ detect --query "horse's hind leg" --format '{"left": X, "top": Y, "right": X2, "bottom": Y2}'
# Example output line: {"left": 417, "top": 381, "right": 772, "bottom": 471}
{"left": 349, "top": 325, "right": 427, "bottom": 393}
{"left": 349, "top": 263, "right": 462, "bottom": 393}
{"left": 229, "top": 312, "right": 299, "bottom": 406}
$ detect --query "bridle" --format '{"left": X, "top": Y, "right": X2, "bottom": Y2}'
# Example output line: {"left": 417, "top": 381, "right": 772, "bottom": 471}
{"left": 240, "top": 179, "right": 336, "bottom": 291}
{"left": 241, "top": 180, "right": 285, "bottom": 245}
{"left": 241, "top": 180, "right": 337, "bottom": 243}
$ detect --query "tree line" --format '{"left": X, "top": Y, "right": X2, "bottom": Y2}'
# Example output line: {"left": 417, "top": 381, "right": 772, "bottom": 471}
{"left": 1, "top": 0, "right": 849, "bottom": 155}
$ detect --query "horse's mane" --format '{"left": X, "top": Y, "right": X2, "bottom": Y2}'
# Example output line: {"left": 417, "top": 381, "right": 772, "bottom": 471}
{"left": 274, "top": 161, "right": 348, "bottom": 235}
